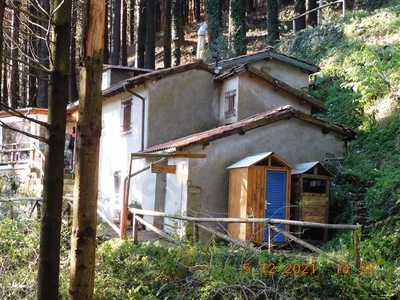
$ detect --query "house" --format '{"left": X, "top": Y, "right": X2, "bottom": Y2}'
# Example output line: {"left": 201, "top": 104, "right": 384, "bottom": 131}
{"left": 0, "top": 48, "right": 355, "bottom": 239}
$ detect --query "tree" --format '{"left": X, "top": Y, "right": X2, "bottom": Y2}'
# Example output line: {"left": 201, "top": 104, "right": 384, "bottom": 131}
{"left": 307, "top": 0, "right": 318, "bottom": 27}
{"left": 136, "top": 0, "right": 146, "bottom": 67}
{"left": 172, "top": 0, "right": 184, "bottom": 66}
{"left": 0, "top": 0, "right": 5, "bottom": 104}
{"left": 111, "top": 0, "right": 121, "bottom": 64}
{"left": 229, "top": 0, "right": 247, "bottom": 56}
{"left": 69, "top": 0, "right": 105, "bottom": 298}
{"left": 294, "top": 0, "right": 306, "bottom": 31}
{"left": 204, "top": 0, "right": 220, "bottom": 61}
{"left": 144, "top": 0, "right": 156, "bottom": 69}
{"left": 194, "top": 0, "right": 201, "bottom": 22}
{"left": 37, "top": 0, "right": 72, "bottom": 298}
{"left": 10, "top": 0, "right": 20, "bottom": 108}
{"left": 37, "top": 0, "right": 50, "bottom": 108}
{"left": 121, "top": 0, "right": 128, "bottom": 66}
{"left": 69, "top": 0, "right": 79, "bottom": 102}
{"left": 104, "top": 0, "right": 110, "bottom": 63}
{"left": 266, "top": 0, "right": 279, "bottom": 44}
{"left": 163, "top": 0, "right": 172, "bottom": 68}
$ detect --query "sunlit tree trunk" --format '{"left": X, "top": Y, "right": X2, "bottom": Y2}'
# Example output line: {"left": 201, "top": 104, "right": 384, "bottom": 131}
{"left": 37, "top": 0, "right": 71, "bottom": 298}
{"left": 69, "top": 0, "right": 105, "bottom": 298}
{"left": 10, "top": 0, "right": 20, "bottom": 108}
{"left": 0, "top": 0, "right": 5, "bottom": 104}
{"left": 37, "top": 0, "right": 50, "bottom": 108}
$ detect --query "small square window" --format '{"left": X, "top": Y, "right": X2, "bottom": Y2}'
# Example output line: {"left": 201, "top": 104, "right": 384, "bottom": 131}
{"left": 224, "top": 90, "right": 236, "bottom": 118}
{"left": 121, "top": 100, "right": 132, "bottom": 133}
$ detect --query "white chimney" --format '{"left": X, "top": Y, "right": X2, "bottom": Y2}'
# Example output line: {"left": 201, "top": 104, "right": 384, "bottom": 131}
{"left": 196, "top": 22, "right": 208, "bottom": 60}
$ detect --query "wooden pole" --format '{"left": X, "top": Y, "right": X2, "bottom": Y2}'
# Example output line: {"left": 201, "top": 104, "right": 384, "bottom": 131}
{"left": 131, "top": 208, "right": 361, "bottom": 230}
{"left": 270, "top": 225, "right": 323, "bottom": 254}
{"left": 119, "top": 178, "right": 129, "bottom": 239}
{"left": 268, "top": 224, "right": 272, "bottom": 253}
{"left": 135, "top": 215, "right": 176, "bottom": 243}
{"left": 353, "top": 225, "right": 361, "bottom": 269}
{"left": 132, "top": 214, "right": 138, "bottom": 244}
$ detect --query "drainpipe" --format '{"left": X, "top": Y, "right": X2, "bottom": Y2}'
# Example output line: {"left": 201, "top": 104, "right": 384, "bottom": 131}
{"left": 123, "top": 85, "right": 146, "bottom": 152}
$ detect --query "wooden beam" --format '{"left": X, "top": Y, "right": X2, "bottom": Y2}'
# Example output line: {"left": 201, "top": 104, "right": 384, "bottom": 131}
{"left": 196, "top": 223, "right": 256, "bottom": 251}
{"left": 130, "top": 208, "right": 361, "bottom": 230}
{"left": 131, "top": 151, "right": 206, "bottom": 159}
{"left": 135, "top": 215, "right": 176, "bottom": 243}
{"left": 151, "top": 163, "right": 176, "bottom": 174}
{"left": 270, "top": 225, "right": 323, "bottom": 254}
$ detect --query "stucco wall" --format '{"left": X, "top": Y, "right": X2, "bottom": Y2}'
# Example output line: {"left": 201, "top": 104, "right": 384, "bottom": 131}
{"left": 184, "top": 118, "right": 346, "bottom": 220}
{"left": 250, "top": 60, "right": 309, "bottom": 89}
{"left": 147, "top": 69, "right": 219, "bottom": 146}
{"left": 238, "top": 74, "right": 311, "bottom": 119}
{"left": 98, "top": 88, "right": 149, "bottom": 219}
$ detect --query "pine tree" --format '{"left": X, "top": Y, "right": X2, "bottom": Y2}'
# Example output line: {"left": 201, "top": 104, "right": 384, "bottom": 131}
{"left": 307, "top": 0, "right": 318, "bottom": 27}
{"left": 136, "top": 0, "right": 146, "bottom": 67}
{"left": 172, "top": 0, "right": 183, "bottom": 65}
{"left": 37, "top": 0, "right": 50, "bottom": 108}
{"left": 229, "top": 0, "right": 247, "bottom": 56}
{"left": 121, "top": 0, "right": 128, "bottom": 66}
{"left": 163, "top": 0, "right": 172, "bottom": 68}
{"left": 266, "top": 0, "right": 279, "bottom": 44}
{"left": 0, "top": 0, "right": 4, "bottom": 104}
{"left": 204, "top": 0, "right": 220, "bottom": 61}
{"left": 111, "top": 0, "right": 121, "bottom": 64}
{"left": 10, "top": 0, "right": 20, "bottom": 108}
{"left": 294, "top": 0, "right": 306, "bottom": 31}
{"left": 144, "top": 0, "right": 156, "bottom": 69}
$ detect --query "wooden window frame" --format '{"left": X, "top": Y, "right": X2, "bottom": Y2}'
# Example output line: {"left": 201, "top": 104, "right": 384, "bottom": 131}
{"left": 121, "top": 99, "right": 132, "bottom": 134}
{"left": 224, "top": 90, "right": 237, "bottom": 118}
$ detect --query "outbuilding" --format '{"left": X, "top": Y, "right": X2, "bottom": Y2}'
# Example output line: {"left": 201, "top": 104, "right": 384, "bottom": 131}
{"left": 226, "top": 152, "right": 291, "bottom": 243}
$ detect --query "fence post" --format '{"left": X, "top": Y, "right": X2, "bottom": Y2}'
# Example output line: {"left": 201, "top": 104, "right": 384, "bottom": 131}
{"left": 342, "top": 0, "right": 346, "bottom": 17}
{"left": 119, "top": 179, "right": 129, "bottom": 239}
{"left": 268, "top": 223, "right": 272, "bottom": 253}
{"left": 317, "top": 0, "right": 322, "bottom": 25}
{"left": 132, "top": 213, "right": 138, "bottom": 244}
{"left": 353, "top": 225, "right": 361, "bottom": 269}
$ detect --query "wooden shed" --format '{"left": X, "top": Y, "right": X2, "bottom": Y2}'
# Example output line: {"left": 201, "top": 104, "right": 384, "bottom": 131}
{"left": 291, "top": 161, "right": 333, "bottom": 240}
{"left": 227, "top": 152, "right": 291, "bottom": 243}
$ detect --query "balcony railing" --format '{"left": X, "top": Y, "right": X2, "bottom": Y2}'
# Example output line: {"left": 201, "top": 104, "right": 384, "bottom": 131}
{"left": 0, "top": 143, "right": 45, "bottom": 175}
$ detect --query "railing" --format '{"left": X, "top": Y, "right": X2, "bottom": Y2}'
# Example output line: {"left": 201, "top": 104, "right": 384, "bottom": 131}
{"left": 127, "top": 208, "right": 362, "bottom": 269}
{"left": 0, "top": 143, "right": 45, "bottom": 175}
{"left": 291, "top": 0, "right": 346, "bottom": 32}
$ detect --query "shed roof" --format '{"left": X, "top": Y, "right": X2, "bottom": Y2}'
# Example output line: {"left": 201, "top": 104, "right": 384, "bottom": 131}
{"left": 144, "top": 106, "right": 355, "bottom": 153}
{"left": 227, "top": 152, "right": 273, "bottom": 169}
{"left": 292, "top": 161, "right": 333, "bottom": 176}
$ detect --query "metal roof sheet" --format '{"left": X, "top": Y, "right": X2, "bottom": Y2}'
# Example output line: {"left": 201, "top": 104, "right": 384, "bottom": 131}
{"left": 227, "top": 152, "right": 273, "bottom": 169}
{"left": 292, "top": 161, "right": 320, "bottom": 175}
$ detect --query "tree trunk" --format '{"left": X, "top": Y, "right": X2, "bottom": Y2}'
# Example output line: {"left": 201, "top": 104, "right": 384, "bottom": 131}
{"left": 69, "top": 0, "right": 79, "bottom": 102}
{"left": 307, "top": 0, "right": 318, "bottom": 27}
{"left": 37, "top": 0, "right": 71, "bottom": 298}
{"left": 266, "top": 0, "right": 279, "bottom": 44}
{"left": 129, "top": 0, "right": 135, "bottom": 46}
{"left": 294, "top": 0, "right": 306, "bottom": 31}
{"left": 194, "top": 0, "right": 200, "bottom": 22}
{"left": 0, "top": 0, "right": 5, "bottom": 104}
{"left": 111, "top": 0, "right": 121, "bottom": 64}
{"left": 10, "top": 0, "right": 20, "bottom": 108}
{"left": 121, "top": 0, "right": 128, "bottom": 65}
{"left": 163, "top": 0, "right": 172, "bottom": 68}
{"left": 2, "top": 58, "right": 7, "bottom": 104}
{"left": 172, "top": 0, "right": 184, "bottom": 66}
{"left": 136, "top": 0, "right": 146, "bottom": 68}
{"left": 229, "top": 0, "right": 247, "bottom": 56}
{"left": 69, "top": 0, "right": 105, "bottom": 298}
{"left": 204, "top": 0, "right": 220, "bottom": 62}
{"left": 144, "top": 0, "right": 156, "bottom": 69}
{"left": 104, "top": 0, "right": 110, "bottom": 63}
{"left": 37, "top": 0, "right": 50, "bottom": 108}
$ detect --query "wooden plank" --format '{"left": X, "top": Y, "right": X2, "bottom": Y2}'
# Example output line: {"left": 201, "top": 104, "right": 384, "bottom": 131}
{"left": 151, "top": 163, "right": 176, "bottom": 174}
{"left": 135, "top": 215, "right": 176, "bottom": 243}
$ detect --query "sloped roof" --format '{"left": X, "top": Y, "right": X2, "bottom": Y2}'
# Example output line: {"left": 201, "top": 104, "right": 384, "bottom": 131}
{"left": 292, "top": 161, "right": 333, "bottom": 176}
{"left": 219, "top": 48, "right": 320, "bottom": 73}
{"left": 102, "top": 60, "right": 213, "bottom": 96}
{"left": 227, "top": 152, "right": 273, "bottom": 169}
{"left": 144, "top": 106, "right": 355, "bottom": 153}
{"left": 215, "top": 65, "right": 325, "bottom": 111}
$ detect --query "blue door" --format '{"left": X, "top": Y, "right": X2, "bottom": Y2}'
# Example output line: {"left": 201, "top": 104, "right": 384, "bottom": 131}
{"left": 264, "top": 171, "right": 287, "bottom": 242}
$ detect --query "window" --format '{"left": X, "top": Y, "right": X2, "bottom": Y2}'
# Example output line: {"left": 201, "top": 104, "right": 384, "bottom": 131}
{"left": 121, "top": 100, "right": 132, "bottom": 133}
{"left": 224, "top": 90, "right": 237, "bottom": 118}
